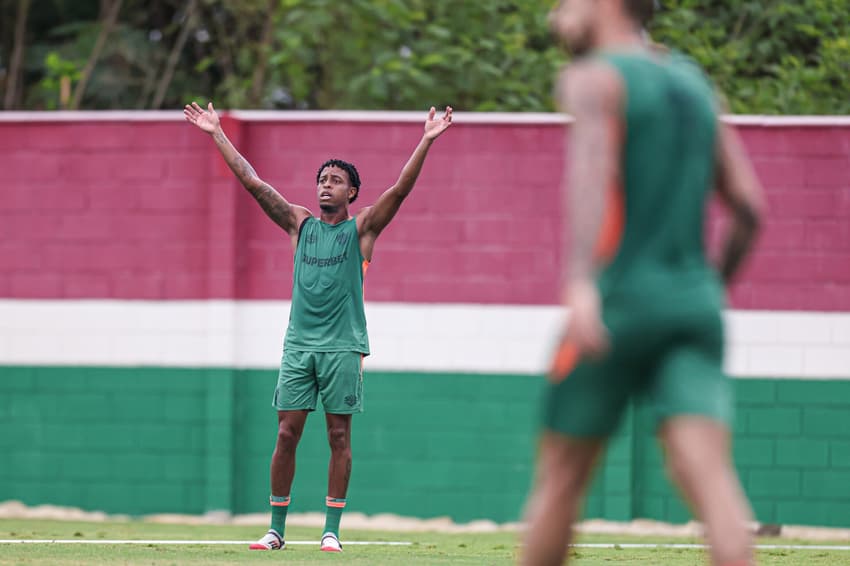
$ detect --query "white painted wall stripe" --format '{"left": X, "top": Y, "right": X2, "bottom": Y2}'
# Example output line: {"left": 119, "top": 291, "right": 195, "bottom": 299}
{"left": 0, "top": 300, "right": 848, "bottom": 378}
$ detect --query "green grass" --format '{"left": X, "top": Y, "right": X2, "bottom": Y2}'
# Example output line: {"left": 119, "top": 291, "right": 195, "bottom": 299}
{"left": 0, "top": 519, "right": 848, "bottom": 565}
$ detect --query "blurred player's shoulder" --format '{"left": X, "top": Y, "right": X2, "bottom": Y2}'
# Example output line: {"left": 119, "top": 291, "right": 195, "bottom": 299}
{"left": 556, "top": 58, "right": 623, "bottom": 114}
{"left": 641, "top": 32, "right": 710, "bottom": 81}
{"left": 662, "top": 49, "right": 724, "bottom": 113}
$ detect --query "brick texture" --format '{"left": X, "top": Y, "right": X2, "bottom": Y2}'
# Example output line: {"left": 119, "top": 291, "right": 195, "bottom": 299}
{"left": 3, "top": 369, "right": 850, "bottom": 526}
{"left": 632, "top": 378, "right": 850, "bottom": 528}
{"left": 1, "top": 118, "right": 848, "bottom": 307}
{"left": 0, "top": 366, "right": 209, "bottom": 515}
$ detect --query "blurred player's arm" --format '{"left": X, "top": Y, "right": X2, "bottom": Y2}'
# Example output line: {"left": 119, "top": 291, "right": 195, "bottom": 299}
{"left": 558, "top": 63, "right": 623, "bottom": 357}
{"left": 183, "top": 101, "right": 310, "bottom": 236}
{"left": 358, "top": 106, "right": 452, "bottom": 240}
{"left": 715, "top": 121, "right": 765, "bottom": 284}
{"left": 561, "top": 63, "right": 621, "bottom": 285}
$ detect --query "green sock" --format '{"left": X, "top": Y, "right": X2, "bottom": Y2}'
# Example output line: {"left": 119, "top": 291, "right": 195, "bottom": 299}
{"left": 269, "top": 495, "right": 290, "bottom": 539}
{"left": 323, "top": 497, "right": 346, "bottom": 537}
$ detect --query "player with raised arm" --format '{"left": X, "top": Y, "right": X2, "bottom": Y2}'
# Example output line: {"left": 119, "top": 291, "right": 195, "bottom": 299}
{"left": 520, "top": 1, "right": 764, "bottom": 565}
{"left": 183, "top": 101, "right": 452, "bottom": 552}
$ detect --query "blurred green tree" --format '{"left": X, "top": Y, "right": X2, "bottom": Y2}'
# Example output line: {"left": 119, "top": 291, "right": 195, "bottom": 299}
{"left": 650, "top": 0, "right": 850, "bottom": 114}
{"left": 0, "top": 0, "right": 847, "bottom": 113}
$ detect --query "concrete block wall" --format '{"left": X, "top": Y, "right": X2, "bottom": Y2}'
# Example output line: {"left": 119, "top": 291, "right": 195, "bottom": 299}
{"left": 1, "top": 367, "right": 210, "bottom": 514}
{"left": 5, "top": 366, "right": 850, "bottom": 526}
{"left": 1, "top": 112, "right": 849, "bottom": 526}
{"left": 630, "top": 379, "right": 850, "bottom": 527}
{"left": 0, "top": 366, "right": 544, "bottom": 522}
{"left": 1, "top": 114, "right": 849, "bottom": 308}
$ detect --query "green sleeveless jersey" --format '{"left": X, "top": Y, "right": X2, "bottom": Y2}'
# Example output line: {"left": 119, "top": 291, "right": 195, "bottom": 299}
{"left": 595, "top": 52, "right": 723, "bottom": 309}
{"left": 284, "top": 217, "right": 369, "bottom": 354}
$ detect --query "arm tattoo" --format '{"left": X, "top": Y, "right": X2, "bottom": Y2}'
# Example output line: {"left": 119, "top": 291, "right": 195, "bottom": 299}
{"left": 213, "top": 128, "right": 258, "bottom": 184}
{"left": 234, "top": 155, "right": 258, "bottom": 182}
{"left": 248, "top": 182, "right": 291, "bottom": 227}
{"left": 212, "top": 128, "right": 292, "bottom": 229}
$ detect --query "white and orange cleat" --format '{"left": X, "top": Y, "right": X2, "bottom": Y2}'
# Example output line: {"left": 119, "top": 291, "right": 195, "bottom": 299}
{"left": 320, "top": 532, "right": 342, "bottom": 552}
{"left": 249, "top": 529, "right": 284, "bottom": 550}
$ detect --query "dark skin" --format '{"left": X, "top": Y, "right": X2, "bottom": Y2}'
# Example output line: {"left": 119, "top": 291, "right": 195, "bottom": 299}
{"left": 184, "top": 101, "right": 452, "bottom": 504}
{"left": 271, "top": 410, "right": 350, "bottom": 498}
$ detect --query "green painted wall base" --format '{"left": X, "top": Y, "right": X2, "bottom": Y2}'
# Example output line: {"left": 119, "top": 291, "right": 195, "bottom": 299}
{"left": 2, "top": 367, "right": 849, "bottom": 527}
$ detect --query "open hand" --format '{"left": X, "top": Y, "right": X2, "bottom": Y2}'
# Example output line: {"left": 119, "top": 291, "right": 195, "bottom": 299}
{"left": 423, "top": 106, "right": 453, "bottom": 140}
{"left": 183, "top": 101, "right": 220, "bottom": 134}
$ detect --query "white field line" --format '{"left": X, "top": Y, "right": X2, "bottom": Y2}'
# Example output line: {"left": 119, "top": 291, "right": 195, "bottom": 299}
{"left": 0, "top": 539, "right": 411, "bottom": 546}
{"left": 0, "top": 540, "right": 849, "bottom": 551}
{"left": 573, "top": 543, "right": 850, "bottom": 551}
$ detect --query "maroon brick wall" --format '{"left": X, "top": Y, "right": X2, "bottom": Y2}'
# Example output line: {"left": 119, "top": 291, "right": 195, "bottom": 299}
{"left": 1, "top": 114, "right": 848, "bottom": 309}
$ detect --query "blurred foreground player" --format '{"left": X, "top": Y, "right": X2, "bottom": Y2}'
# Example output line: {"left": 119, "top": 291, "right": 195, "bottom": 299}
{"left": 184, "top": 102, "right": 452, "bottom": 551}
{"left": 521, "top": 1, "right": 764, "bottom": 565}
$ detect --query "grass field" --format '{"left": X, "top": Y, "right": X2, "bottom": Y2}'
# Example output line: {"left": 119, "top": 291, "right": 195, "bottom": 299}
{"left": 2, "top": 519, "right": 850, "bottom": 565}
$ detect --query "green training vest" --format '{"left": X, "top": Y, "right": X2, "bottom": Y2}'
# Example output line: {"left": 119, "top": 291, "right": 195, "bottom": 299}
{"left": 595, "top": 51, "right": 723, "bottom": 307}
{"left": 284, "top": 216, "right": 370, "bottom": 354}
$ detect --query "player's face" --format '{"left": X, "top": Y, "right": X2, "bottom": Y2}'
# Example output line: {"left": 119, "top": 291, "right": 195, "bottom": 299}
{"left": 317, "top": 165, "right": 354, "bottom": 210}
{"left": 549, "top": 0, "right": 596, "bottom": 56}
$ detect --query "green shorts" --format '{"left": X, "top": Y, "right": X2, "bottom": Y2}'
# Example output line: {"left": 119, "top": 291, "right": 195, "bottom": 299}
{"left": 274, "top": 350, "right": 364, "bottom": 414}
{"left": 543, "top": 302, "right": 732, "bottom": 437}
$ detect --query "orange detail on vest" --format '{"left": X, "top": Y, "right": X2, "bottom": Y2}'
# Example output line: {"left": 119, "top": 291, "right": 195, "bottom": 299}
{"left": 361, "top": 259, "right": 370, "bottom": 300}
{"left": 549, "top": 338, "right": 579, "bottom": 384}
{"left": 593, "top": 181, "right": 625, "bottom": 262}
{"left": 593, "top": 117, "right": 626, "bottom": 263}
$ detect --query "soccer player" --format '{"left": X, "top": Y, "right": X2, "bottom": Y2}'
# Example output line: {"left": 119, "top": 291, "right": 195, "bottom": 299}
{"left": 183, "top": 101, "right": 452, "bottom": 552}
{"left": 520, "top": 1, "right": 764, "bottom": 566}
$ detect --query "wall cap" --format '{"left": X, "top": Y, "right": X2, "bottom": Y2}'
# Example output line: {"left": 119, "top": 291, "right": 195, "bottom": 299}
{"left": 2, "top": 110, "right": 850, "bottom": 127}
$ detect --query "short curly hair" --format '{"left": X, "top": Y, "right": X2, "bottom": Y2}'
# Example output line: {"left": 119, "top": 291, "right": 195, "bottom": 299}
{"left": 316, "top": 158, "right": 361, "bottom": 204}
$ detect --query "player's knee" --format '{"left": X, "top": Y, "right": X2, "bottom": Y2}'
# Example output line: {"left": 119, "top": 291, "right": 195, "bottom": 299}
{"left": 276, "top": 421, "right": 302, "bottom": 449}
{"left": 664, "top": 439, "right": 698, "bottom": 480}
{"left": 543, "top": 464, "right": 589, "bottom": 501}
{"left": 327, "top": 426, "right": 350, "bottom": 455}
{"left": 664, "top": 445, "right": 715, "bottom": 492}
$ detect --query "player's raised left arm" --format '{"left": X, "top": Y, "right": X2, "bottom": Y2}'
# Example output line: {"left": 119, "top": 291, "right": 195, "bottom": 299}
{"left": 358, "top": 106, "right": 452, "bottom": 240}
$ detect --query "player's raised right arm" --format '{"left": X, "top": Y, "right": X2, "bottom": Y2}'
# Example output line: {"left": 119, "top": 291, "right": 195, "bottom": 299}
{"left": 183, "top": 101, "right": 309, "bottom": 236}
{"left": 715, "top": 121, "right": 765, "bottom": 285}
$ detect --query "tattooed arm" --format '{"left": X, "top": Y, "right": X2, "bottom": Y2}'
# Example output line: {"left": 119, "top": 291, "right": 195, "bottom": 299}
{"left": 556, "top": 63, "right": 623, "bottom": 357}
{"left": 714, "top": 121, "right": 764, "bottom": 284}
{"left": 183, "top": 101, "right": 310, "bottom": 236}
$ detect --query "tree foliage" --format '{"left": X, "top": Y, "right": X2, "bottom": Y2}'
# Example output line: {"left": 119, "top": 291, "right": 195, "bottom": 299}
{"left": 0, "top": 0, "right": 848, "bottom": 113}
{"left": 650, "top": 0, "right": 850, "bottom": 114}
